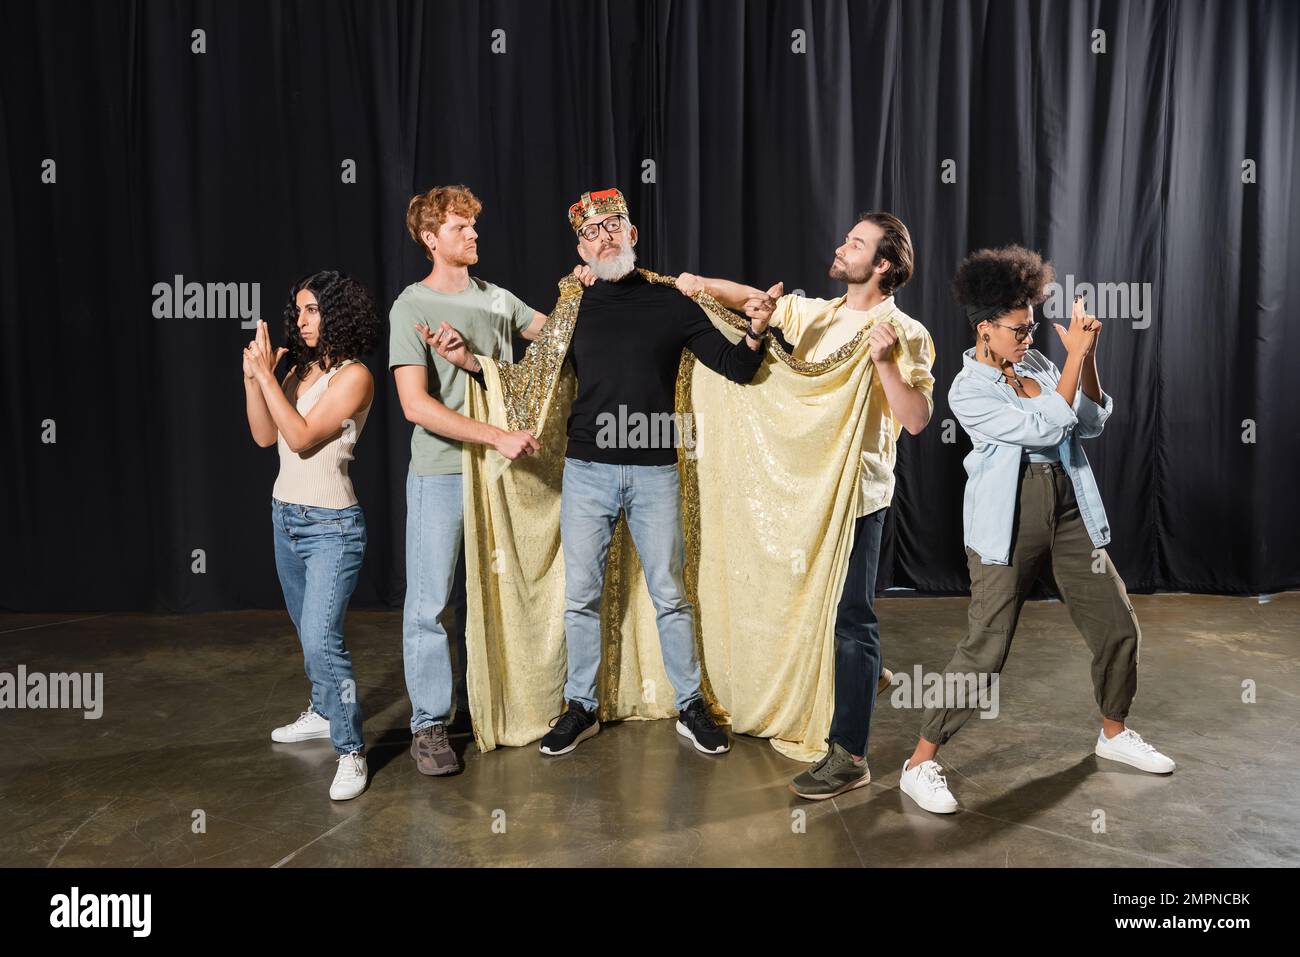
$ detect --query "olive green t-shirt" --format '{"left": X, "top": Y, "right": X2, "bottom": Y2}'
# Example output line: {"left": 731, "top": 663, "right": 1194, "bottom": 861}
{"left": 388, "top": 277, "right": 535, "bottom": 475}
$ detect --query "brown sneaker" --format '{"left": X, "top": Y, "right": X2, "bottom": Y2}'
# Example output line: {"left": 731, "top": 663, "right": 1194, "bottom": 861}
{"left": 410, "top": 723, "right": 460, "bottom": 776}
{"left": 878, "top": 667, "right": 894, "bottom": 696}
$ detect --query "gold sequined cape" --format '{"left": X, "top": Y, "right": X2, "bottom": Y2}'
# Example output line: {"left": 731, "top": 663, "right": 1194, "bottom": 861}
{"left": 461, "top": 269, "right": 925, "bottom": 762}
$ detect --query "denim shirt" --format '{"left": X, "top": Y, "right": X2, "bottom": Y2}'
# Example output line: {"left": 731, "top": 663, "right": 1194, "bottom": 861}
{"left": 949, "top": 347, "right": 1113, "bottom": 564}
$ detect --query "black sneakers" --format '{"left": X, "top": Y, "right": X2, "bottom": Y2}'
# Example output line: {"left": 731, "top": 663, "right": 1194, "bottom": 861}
{"left": 676, "top": 698, "right": 730, "bottom": 754}
{"left": 539, "top": 697, "right": 728, "bottom": 755}
{"left": 539, "top": 700, "right": 600, "bottom": 755}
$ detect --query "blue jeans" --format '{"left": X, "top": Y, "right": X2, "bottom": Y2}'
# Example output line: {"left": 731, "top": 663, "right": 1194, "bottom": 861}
{"left": 402, "top": 470, "right": 469, "bottom": 734}
{"left": 560, "top": 457, "right": 702, "bottom": 712}
{"left": 271, "top": 497, "right": 367, "bottom": 754}
{"left": 828, "top": 507, "right": 887, "bottom": 757}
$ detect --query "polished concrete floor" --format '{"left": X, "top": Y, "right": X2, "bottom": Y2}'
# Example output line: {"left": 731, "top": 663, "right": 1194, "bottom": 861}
{"left": 2, "top": 593, "right": 1296, "bottom": 868}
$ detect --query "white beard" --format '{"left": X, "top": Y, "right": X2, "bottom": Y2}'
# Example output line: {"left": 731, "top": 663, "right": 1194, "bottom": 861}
{"left": 585, "top": 245, "right": 637, "bottom": 281}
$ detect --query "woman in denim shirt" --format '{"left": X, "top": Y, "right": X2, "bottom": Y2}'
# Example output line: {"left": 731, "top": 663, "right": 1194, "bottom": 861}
{"left": 898, "top": 246, "right": 1175, "bottom": 815}
{"left": 242, "top": 271, "right": 380, "bottom": 801}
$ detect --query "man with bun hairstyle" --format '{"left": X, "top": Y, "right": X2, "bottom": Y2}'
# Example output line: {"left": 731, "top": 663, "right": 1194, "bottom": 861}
{"left": 672, "top": 212, "right": 936, "bottom": 800}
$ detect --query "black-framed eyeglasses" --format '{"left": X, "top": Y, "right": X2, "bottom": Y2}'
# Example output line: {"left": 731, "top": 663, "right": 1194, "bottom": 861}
{"left": 992, "top": 320, "right": 1037, "bottom": 342}
{"left": 577, "top": 216, "right": 626, "bottom": 242}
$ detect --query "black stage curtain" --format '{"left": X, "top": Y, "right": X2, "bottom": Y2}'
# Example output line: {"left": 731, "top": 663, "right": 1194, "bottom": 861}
{"left": 1, "top": 0, "right": 1297, "bottom": 612}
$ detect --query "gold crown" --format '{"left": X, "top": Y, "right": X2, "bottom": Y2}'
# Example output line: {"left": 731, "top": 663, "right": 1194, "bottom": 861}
{"left": 568, "top": 187, "right": 629, "bottom": 231}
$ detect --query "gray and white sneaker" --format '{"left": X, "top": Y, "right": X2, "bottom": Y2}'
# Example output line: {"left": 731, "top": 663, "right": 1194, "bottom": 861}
{"left": 790, "top": 742, "right": 870, "bottom": 800}
{"left": 271, "top": 707, "right": 331, "bottom": 743}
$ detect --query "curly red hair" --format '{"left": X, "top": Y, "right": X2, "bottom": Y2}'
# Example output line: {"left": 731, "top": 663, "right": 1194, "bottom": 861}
{"left": 406, "top": 185, "right": 483, "bottom": 262}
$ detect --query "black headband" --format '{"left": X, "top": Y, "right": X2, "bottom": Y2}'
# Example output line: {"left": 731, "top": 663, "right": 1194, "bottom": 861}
{"left": 965, "top": 303, "right": 1009, "bottom": 328}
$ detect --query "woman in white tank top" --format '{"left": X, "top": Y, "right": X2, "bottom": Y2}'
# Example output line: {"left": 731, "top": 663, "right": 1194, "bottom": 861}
{"left": 241, "top": 270, "right": 380, "bottom": 801}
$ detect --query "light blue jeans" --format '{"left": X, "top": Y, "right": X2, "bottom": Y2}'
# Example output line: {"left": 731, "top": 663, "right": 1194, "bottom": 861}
{"left": 560, "top": 457, "right": 702, "bottom": 712}
{"left": 403, "top": 470, "right": 469, "bottom": 734}
{"left": 271, "top": 497, "right": 366, "bottom": 754}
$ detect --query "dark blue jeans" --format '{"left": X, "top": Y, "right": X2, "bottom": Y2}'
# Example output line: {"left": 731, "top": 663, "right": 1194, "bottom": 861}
{"left": 828, "top": 507, "right": 887, "bottom": 757}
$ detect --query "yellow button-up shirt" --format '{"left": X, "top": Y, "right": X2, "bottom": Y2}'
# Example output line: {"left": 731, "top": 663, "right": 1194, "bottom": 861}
{"left": 771, "top": 294, "right": 935, "bottom": 517}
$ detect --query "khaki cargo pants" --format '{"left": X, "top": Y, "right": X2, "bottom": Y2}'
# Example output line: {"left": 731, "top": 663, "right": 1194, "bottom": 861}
{"left": 920, "top": 461, "right": 1140, "bottom": 746}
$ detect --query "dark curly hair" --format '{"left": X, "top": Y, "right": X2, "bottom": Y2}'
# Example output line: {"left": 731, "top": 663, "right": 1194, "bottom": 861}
{"left": 951, "top": 245, "right": 1055, "bottom": 331}
{"left": 281, "top": 270, "right": 381, "bottom": 375}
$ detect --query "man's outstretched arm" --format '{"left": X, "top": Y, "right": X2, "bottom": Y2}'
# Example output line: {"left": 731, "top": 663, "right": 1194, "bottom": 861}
{"left": 569, "top": 263, "right": 777, "bottom": 316}
{"left": 676, "top": 273, "right": 771, "bottom": 311}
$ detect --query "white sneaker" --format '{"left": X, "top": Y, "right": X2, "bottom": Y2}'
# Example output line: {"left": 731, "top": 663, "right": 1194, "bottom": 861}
{"left": 900, "top": 758, "right": 959, "bottom": 814}
{"left": 1095, "top": 728, "right": 1175, "bottom": 774}
{"left": 271, "top": 708, "right": 331, "bottom": 743}
{"left": 329, "top": 751, "right": 368, "bottom": 801}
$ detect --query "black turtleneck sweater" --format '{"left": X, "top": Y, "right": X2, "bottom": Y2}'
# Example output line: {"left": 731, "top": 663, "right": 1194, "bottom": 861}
{"left": 561, "top": 270, "right": 764, "bottom": 465}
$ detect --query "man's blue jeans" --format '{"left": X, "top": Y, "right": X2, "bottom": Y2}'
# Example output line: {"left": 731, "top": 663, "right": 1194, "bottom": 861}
{"left": 271, "top": 497, "right": 367, "bottom": 754}
{"left": 560, "top": 457, "right": 703, "bottom": 713}
{"left": 402, "top": 470, "right": 469, "bottom": 734}
{"left": 828, "top": 506, "right": 887, "bottom": 757}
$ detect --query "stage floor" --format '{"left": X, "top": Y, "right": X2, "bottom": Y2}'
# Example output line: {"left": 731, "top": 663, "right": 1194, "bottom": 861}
{"left": 2, "top": 594, "right": 1296, "bottom": 868}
